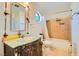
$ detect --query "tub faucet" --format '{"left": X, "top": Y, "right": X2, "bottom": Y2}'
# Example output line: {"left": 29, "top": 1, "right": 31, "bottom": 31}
{"left": 39, "top": 33, "right": 44, "bottom": 41}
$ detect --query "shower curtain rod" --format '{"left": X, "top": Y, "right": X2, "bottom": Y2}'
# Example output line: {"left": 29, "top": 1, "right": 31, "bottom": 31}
{"left": 53, "top": 9, "right": 72, "bottom": 15}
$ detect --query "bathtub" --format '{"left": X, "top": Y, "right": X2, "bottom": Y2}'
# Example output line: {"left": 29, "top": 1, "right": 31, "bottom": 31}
{"left": 42, "top": 38, "right": 72, "bottom": 56}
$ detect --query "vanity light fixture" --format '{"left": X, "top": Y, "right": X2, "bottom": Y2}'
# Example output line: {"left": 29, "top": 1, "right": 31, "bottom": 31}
{"left": 18, "top": 2, "right": 29, "bottom": 7}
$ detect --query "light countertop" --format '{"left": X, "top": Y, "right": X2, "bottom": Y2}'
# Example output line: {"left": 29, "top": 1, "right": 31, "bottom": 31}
{"left": 4, "top": 36, "right": 41, "bottom": 48}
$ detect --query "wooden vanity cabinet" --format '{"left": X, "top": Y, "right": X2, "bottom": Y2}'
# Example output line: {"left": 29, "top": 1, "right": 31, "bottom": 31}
{"left": 20, "top": 44, "right": 33, "bottom": 56}
{"left": 20, "top": 39, "right": 42, "bottom": 56}
{"left": 4, "top": 39, "right": 42, "bottom": 56}
{"left": 32, "top": 39, "right": 42, "bottom": 56}
{"left": 4, "top": 43, "right": 15, "bottom": 56}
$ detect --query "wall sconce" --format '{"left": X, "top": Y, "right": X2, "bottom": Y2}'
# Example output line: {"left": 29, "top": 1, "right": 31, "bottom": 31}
{"left": 3, "top": 2, "right": 9, "bottom": 38}
{"left": 26, "top": 4, "right": 30, "bottom": 34}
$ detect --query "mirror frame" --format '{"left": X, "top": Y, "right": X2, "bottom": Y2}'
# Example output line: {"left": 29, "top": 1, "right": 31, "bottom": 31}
{"left": 10, "top": 2, "right": 27, "bottom": 32}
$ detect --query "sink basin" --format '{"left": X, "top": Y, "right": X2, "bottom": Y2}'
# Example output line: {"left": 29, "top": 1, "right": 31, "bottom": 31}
{"left": 23, "top": 37, "right": 33, "bottom": 42}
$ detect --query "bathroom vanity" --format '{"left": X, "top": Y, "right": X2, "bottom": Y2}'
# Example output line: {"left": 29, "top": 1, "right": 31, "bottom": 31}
{"left": 4, "top": 36, "right": 42, "bottom": 56}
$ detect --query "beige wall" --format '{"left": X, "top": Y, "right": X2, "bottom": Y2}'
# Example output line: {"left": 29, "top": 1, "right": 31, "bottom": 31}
{"left": 47, "top": 16, "right": 71, "bottom": 41}
{"left": 28, "top": 3, "right": 42, "bottom": 36}
{"left": 0, "top": 2, "right": 72, "bottom": 39}
{"left": 29, "top": 2, "right": 72, "bottom": 39}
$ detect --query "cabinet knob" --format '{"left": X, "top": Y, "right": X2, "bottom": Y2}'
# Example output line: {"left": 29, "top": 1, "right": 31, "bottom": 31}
{"left": 22, "top": 46, "right": 25, "bottom": 49}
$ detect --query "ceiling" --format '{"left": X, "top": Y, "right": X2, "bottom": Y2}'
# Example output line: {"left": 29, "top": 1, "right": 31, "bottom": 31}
{"left": 29, "top": 2, "right": 71, "bottom": 16}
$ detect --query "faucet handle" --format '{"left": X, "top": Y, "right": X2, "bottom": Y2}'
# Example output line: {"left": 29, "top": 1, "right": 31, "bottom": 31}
{"left": 21, "top": 34, "right": 25, "bottom": 38}
{"left": 39, "top": 33, "right": 43, "bottom": 35}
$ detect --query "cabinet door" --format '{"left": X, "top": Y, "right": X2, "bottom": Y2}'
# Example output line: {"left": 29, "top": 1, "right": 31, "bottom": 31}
{"left": 32, "top": 39, "right": 42, "bottom": 56}
{"left": 4, "top": 44, "right": 15, "bottom": 56}
{"left": 20, "top": 39, "right": 42, "bottom": 56}
{"left": 20, "top": 44, "right": 32, "bottom": 56}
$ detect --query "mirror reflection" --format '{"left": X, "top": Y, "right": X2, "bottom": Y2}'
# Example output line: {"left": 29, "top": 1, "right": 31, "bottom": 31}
{"left": 11, "top": 3, "right": 26, "bottom": 32}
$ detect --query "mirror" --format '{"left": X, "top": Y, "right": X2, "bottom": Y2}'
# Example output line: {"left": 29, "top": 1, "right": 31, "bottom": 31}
{"left": 10, "top": 3, "right": 26, "bottom": 32}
